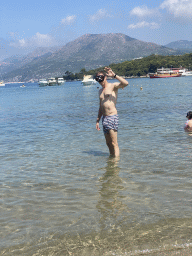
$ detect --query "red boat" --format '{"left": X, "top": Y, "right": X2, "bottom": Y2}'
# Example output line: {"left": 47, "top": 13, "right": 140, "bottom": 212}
{"left": 149, "top": 67, "right": 182, "bottom": 78}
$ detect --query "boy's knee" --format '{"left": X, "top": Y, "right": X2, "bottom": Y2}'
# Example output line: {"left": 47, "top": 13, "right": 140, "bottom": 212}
{"left": 111, "top": 140, "right": 118, "bottom": 148}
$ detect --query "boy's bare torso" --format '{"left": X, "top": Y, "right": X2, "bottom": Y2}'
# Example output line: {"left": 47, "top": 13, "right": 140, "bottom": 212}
{"left": 99, "top": 83, "right": 118, "bottom": 116}
{"left": 185, "top": 119, "right": 192, "bottom": 132}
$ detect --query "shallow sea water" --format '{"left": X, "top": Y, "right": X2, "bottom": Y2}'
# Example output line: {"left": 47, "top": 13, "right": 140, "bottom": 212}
{"left": 0, "top": 78, "right": 192, "bottom": 255}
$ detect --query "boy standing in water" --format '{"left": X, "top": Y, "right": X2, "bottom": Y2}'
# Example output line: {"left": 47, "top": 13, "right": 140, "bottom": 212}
{"left": 95, "top": 67, "right": 128, "bottom": 157}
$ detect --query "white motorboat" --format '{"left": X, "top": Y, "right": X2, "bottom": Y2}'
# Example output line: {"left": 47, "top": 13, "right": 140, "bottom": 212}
{"left": 181, "top": 71, "right": 192, "bottom": 76}
{"left": 57, "top": 77, "right": 65, "bottom": 85}
{"left": 38, "top": 79, "right": 48, "bottom": 87}
{"left": 48, "top": 78, "right": 57, "bottom": 86}
{"left": 81, "top": 75, "right": 97, "bottom": 86}
{"left": 0, "top": 81, "right": 5, "bottom": 86}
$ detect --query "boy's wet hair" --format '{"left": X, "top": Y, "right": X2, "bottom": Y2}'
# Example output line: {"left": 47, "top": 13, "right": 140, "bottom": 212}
{"left": 95, "top": 71, "right": 106, "bottom": 77}
{"left": 186, "top": 111, "right": 192, "bottom": 119}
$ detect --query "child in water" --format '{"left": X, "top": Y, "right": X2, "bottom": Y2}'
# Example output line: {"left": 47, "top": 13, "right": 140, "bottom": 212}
{"left": 184, "top": 111, "right": 192, "bottom": 132}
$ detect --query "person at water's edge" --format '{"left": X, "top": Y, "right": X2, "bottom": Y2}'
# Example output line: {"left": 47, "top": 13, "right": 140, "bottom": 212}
{"left": 95, "top": 67, "right": 128, "bottom": 157}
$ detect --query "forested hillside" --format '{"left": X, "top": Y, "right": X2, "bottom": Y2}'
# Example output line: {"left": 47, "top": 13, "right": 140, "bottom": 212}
{"left": 64, "top": 53, "right": 192, "bottom": 80}
{"left": 108, "top": 53, "right": 192, "bottom": 77}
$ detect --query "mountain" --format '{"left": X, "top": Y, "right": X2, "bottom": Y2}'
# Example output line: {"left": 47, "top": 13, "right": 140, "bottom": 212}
{"left": 0, "top": 46, "right": 61, "bottom": 75}
{"left": 165, "top": 40, "right": 192, "bottom": 52}
{"left": 0, "top": 38, "right": 30, "bottom": 61}
{"left": 2, "top": 33, "right": 180, "bottom": 82}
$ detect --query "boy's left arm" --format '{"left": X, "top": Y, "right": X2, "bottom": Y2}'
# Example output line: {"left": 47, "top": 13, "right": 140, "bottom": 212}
{"left": 104, "top": 67, "right": 128, "bottom": 89}
{"left": 113, "top": 75, "right": 128, "bottom": 89}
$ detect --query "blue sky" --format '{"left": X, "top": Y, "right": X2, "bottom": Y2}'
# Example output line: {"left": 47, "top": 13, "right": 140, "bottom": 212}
{"left": 1, "top": 0, "right": 192, "bottom": 60}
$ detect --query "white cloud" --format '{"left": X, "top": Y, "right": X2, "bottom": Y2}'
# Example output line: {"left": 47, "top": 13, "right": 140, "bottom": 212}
{"left": 18, "top": 38, "right": 26, "bottom": 47}
{"left": 130, "top": 6, "right": 160, "bottom": 18}
{"left": 128, "top": 21, "right": 160, "bottom": 29}
{"left": 8, "top": 32, "right": 19, "bottom": 40}
{"left": 9, "top": 32, "right": 56, "bottom": 48}
{"left": 32, "top": 32, "right": 55, "bottom": 46}
{"left": 160, "top": 0, "right": 192, "bottom": 19}
{"left": 89, "top": 9, "right": 112, "bottom": 22}
{"left": 61, "top": 15, "right": 77, "bottom": 25}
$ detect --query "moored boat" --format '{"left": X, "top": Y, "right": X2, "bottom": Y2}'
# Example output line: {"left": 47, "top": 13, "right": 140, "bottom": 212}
{"left": 57, "top": 77, "right": 65, "bottom": 85}
{"left": 149, "top": 73, "right": 181, "bottom": 78}
{"left": 81, "top": 75, "right": 97, "bottom": 86}
{"left": 149, "top": 67, "right": 182, "bottom": 78}
{"left": 38, "top": 79, "right": 48, "bottom": 87}
{"left": 48, "top": 78, "right": 57, "bottom": 86}
{"left": 181, "top": 71, "right": 192, "bottom": 76}
{"left": 0, "top": 81, "right": 5, "bottom": 86}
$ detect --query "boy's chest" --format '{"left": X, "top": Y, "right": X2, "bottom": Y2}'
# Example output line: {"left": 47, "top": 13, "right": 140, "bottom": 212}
{"left": 100, "top": 90, "right": 116, "bottom": 100}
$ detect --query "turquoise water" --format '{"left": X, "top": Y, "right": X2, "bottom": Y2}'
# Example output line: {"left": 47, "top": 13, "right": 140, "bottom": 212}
{"left": 1, "top": 78, "right": 192, "bottom": 255}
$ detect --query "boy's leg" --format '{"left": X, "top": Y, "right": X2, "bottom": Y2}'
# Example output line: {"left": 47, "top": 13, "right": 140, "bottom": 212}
{"left": 104, "top": 129, "right": 119, "bottom": 157}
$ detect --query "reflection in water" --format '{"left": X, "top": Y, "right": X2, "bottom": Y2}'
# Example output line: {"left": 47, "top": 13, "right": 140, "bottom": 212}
{"left": 97, "top": 158, "right": 129, "bottom": 231}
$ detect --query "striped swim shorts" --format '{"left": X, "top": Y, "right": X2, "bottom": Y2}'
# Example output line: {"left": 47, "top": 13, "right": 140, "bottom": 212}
{"left": 102, "top": 114, "right": 119, "bottom": 134}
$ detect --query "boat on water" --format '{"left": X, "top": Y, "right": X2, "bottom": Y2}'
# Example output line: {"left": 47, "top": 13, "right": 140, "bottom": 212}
{"left": 0, "top": 81, "right": 5, "bottom": 86}
{"left": 57, "top": 77, "right": 65, "bottom": 85}
{"left": 38, "top": 79, "right": 48, "bottom": 87}
{"left": 48, "top": 78, "right": 57, "bottom": 86}
{"left": 81, "top": 75, "right": 97, "bottom": 86}
{"left": 181, "top": 71, "right": 192, "bottom": 76}
{"left": 149, "top": 68, "right": 182, "bottom": 78}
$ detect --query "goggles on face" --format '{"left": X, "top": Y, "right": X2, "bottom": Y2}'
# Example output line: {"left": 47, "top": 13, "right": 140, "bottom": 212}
{"left": 95, "top": 75, "right": 105, "bottom": 82}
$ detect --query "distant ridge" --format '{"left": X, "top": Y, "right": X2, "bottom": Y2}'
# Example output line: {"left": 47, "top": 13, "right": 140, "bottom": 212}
{"left": 2, "top": 33, "right": 180, "bottom": 82}
{"left": 0, "top": 46, "right": 61, "bottom": 74}
{"left": 165, "top": 40, "right": 192, "bottom": 52}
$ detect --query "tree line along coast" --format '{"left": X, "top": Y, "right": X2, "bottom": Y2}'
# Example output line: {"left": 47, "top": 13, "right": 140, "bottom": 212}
{"left": 62, "top": 53, "right": 192, "bottom": 81}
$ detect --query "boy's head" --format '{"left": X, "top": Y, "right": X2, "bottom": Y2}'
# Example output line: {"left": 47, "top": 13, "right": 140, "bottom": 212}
{"left": 186, "top": 111, "right": 192, "bottom": 119}
{"left": 95, "top": 71, "right": 106, "bottom": 83}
